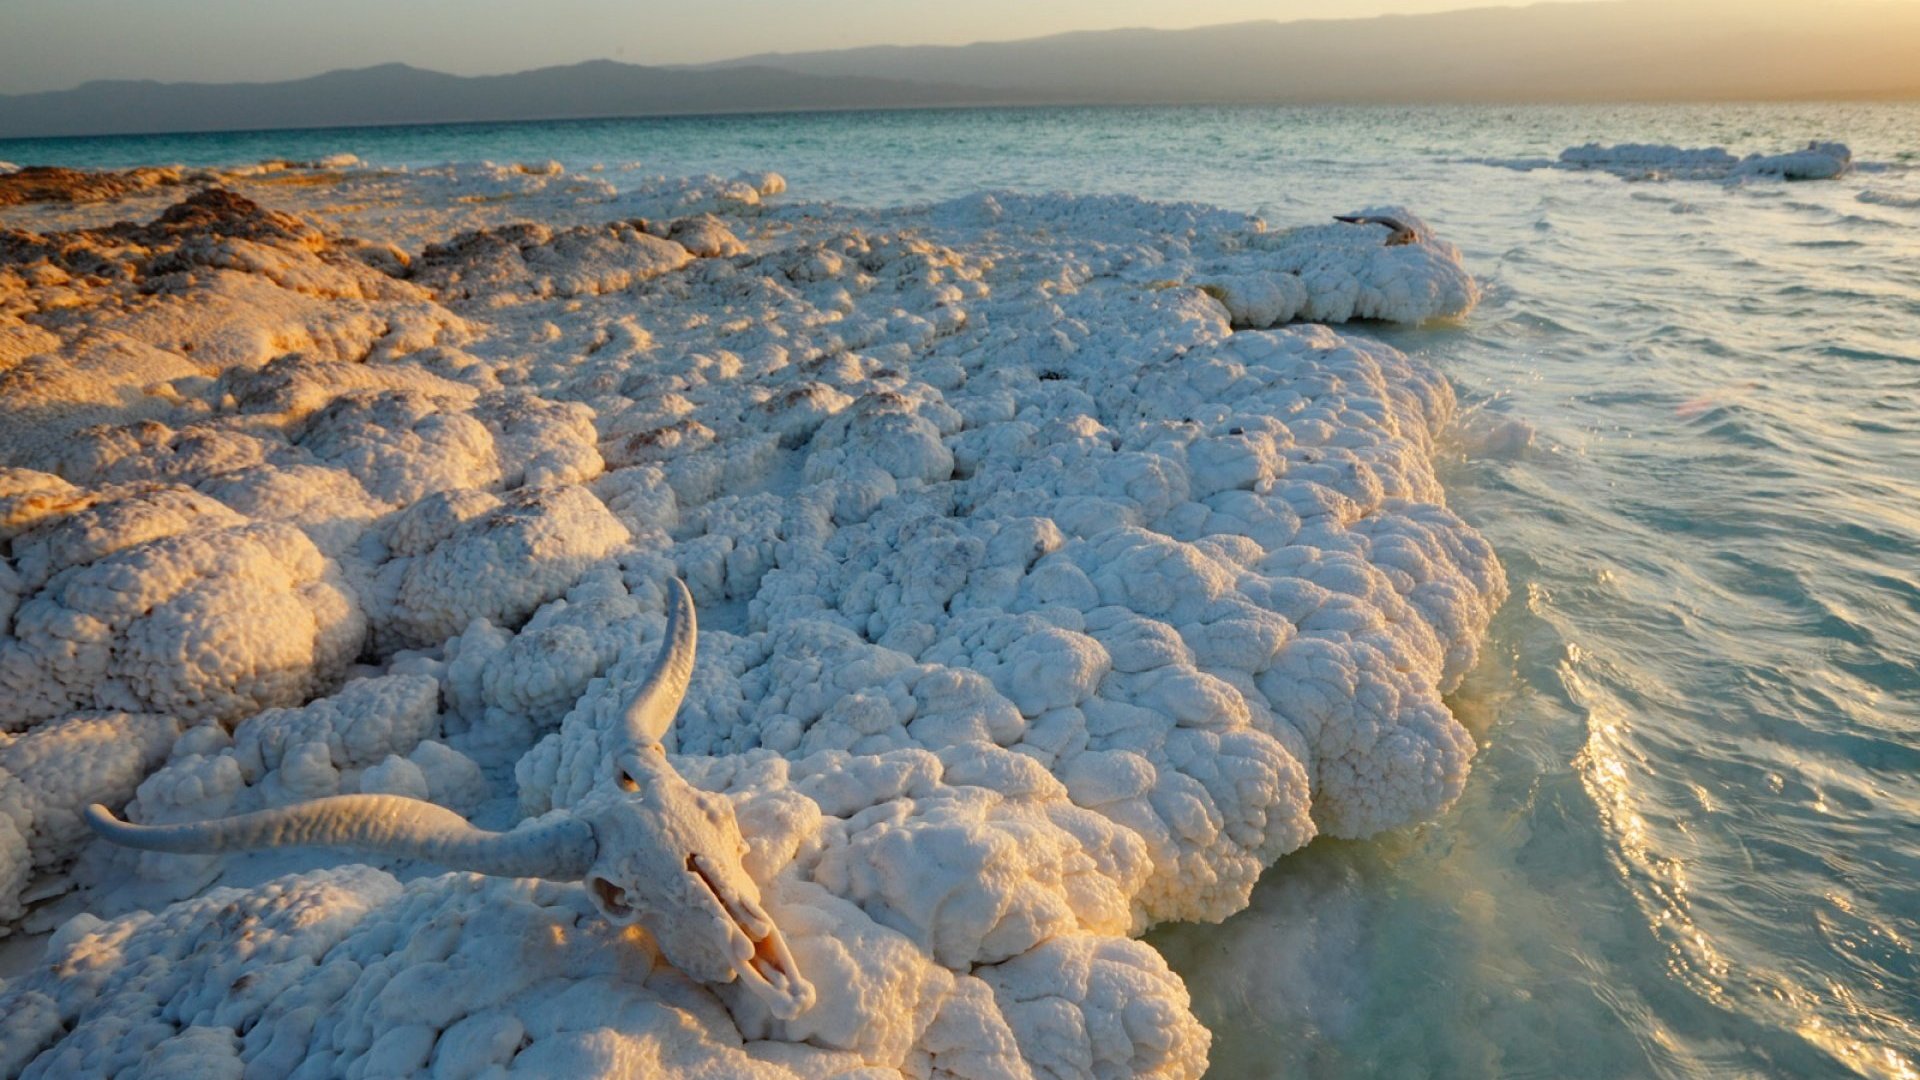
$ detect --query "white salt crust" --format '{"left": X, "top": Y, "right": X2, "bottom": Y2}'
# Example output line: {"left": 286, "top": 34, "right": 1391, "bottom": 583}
{"left": 0, "top": 166, "right": 1502, "bottom": 1079}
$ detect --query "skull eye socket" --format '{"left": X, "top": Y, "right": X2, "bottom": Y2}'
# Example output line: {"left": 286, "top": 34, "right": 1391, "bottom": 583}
{"left": 616, "top": 769, "right": 639, "bottom": 792}
{"left": 590, "top": 877, "right": 633, "bottom": 917}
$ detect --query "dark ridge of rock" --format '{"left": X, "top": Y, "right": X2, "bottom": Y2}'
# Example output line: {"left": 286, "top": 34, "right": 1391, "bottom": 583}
{"left": 137, "top": 188, "right": 321, "bottom": 245}
{"left": 0, "top": 165, "right": 193, "bottom": 207}
{"left": 1, "top": 189, "right": 361, "bottom": 283}
{"left": 0, "top": 186, "right": 457, "bottom": 470}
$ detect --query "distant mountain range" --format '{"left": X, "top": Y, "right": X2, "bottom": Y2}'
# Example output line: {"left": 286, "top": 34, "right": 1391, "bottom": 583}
{"left": 0, "top": 62, "right": 994, "bottom": 140}
{"left": 698, "top": 1, "right": 1920, "bottom": 105}
{"left": 4, "top": 0, "right": 1918, "bottom": 140}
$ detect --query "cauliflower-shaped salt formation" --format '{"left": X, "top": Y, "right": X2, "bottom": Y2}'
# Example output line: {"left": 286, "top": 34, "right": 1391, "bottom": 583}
{"left": 615, "top": 171, "right": 786, "bottom": 222}
{"left": 4, "top": 868, "right": 869, "bottom": 1079}
{"left": 230, "top": 675, "right": 444, "bottom": 801}
{"left": 2, "top": 170, "right": 1510, "bottom": 1079}
{"left": 1199, "top": 206, "right": 1478, "bottom": 327}
{"left": 0, "top": 479, "right": 365, "bottom": 728}
{"left": 666, "top": 214, "right": 749, "bottom": 258}
{"left": 413, "top": 220, "right": 692, "bottom": 301}
{"left": 364, "top": 484, "right": 631, "bottom": 651}
{"left": 289, "top": 390, "right": 498, "bottom": 507}
{"left": 0, "top": 711, "right": 178, "bottom": 929}
{"left": 0, "top": 866, "right": 404, "bottom": 1077}
{"left": 106, "top": 675, "right": 484, "bottom": 901}
{"left": 220, "top": 351, "right": 488, "bottom": 424}
{"left": 42, "top": 420, "right": 283, "bottom": 490}
{"left": 0, "top": 806, "right": 26, "bottom": 929}
{"left": 808, "top": 755, "right": 1148, "bottom": 968}
{"left": 290, "top": 386, "right": 604, "bottom": 508}
{"left": 981, "top": 934, "right": 1210, "bottom": 1080}
{"left": 441, "top": 567, "right": 651, "bottom": 758}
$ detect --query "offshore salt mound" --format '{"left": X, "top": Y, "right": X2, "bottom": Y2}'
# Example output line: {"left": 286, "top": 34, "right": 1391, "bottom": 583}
{"left": 0, "top": 168, "right": 1502, "bottom": 1078}
{"left": 1477, "top": 141, "right": 1854, "bottom": 183}
{"left": 1550, "top": 140, "right": 1853, "bottom": 182}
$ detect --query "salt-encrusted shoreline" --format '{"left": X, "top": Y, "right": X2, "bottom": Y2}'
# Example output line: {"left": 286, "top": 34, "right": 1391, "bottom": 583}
{"left": 0, "top": 162, "right": 1501, "bottom": 1078}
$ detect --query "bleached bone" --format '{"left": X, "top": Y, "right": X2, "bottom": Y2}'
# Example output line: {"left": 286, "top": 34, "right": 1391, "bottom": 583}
{"left": 88, "top": 578, "right": 815, "bottom": 1020}
{"left": 84, "top": 795, "right": 596, "bottom": 877}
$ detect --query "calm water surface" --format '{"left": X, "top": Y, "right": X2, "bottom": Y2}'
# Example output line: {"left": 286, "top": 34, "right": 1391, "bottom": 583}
{"left": 8, "top": 105, "right": 1919, "bottom": 1078}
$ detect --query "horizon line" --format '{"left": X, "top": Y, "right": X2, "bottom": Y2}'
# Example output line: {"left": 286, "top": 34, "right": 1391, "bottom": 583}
{"left": 8, "top": 93, "right": 1920, "bottom": 151}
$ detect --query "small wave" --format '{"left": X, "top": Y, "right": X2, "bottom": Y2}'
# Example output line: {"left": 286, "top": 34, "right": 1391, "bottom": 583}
{"left": 1857, "top": 188, "right": 1920, "bottom": 209}
{"left": 1459, "top": 154, "right": 1558, "bottom": 172}
{"left": 1822, "top": 344, "right": 1920, "bottom": 366}
{"left": 1456, "top": 412, "right": 1539, "bottom": 458}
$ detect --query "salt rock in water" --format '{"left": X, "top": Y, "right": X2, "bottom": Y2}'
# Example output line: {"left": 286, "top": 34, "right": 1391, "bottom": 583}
{"left": 1733, "top": 141, "right": 1853, "bottom": 180}
{"left": 1200, "top": 206, "right": 1477, "bottom": 326}
{"left": 1552, "top": 140, "right": 1854, "bottom": 182}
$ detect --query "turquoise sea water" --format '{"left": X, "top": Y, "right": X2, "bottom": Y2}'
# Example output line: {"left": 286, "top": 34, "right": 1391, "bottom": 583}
{"left": 7, "top": 105, "right": 1920, "bottom": 1078}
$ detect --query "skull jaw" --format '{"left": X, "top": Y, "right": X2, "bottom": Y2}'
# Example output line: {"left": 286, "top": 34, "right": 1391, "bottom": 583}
{"left": 732, "top": 920, "right": 815, "bottom": 1020}
{"left": 583, "top": 872, "right": 814, "bottom": 1020}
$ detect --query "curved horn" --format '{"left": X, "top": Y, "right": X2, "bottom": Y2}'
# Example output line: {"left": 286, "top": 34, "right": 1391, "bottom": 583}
{"left": 623, "top": 577, "right": 697, "bottom": 747}
{"left": 1333, "top": 214, "right": 1418, "bottom": 246}
{"left": 85, "top": 795, "right": 597, "bottom": 880}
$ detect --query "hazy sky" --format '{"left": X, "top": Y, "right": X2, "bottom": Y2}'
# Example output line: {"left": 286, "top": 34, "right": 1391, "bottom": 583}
{"left": 0, "top": 0, "right": 1903, "bottom": 94}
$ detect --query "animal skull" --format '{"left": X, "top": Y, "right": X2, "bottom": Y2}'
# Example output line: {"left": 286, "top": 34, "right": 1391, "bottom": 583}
{"left": 86, "top": 578, "right": 815, "bottom": 1019}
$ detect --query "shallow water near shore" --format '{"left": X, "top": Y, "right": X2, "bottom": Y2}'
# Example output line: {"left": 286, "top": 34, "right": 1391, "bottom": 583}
{"left": 9, "top": 103, "right": 1920, "bottom": 1077}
